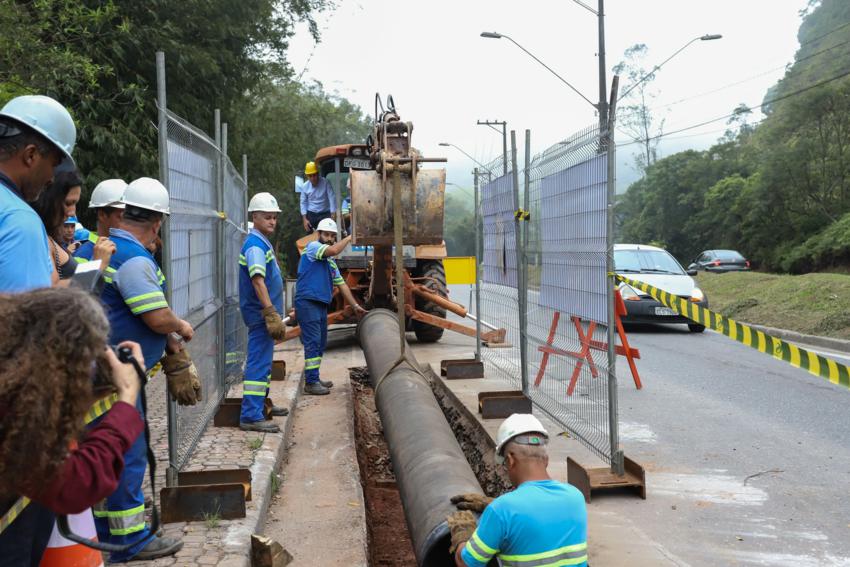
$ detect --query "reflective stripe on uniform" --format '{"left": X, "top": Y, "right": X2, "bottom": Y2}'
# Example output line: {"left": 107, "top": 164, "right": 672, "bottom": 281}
{"left": 73, "top": 256, "right": 88, "bottom": 264}
{"left": 88, "top": 233, "right": 99, "bottom": 244}
{"left": 85, "top": 393, "right": 119, "bottom": 425}
{"left": 92, "top": 499, "right": 108, "bottom": 518}
{"left": 499, "top": 542, "right": 588, "bottom": 567}
{"left": 243, "top": 380, "right": 269, "bottom": 396}
{"left": 305, "top": 356, "right": 322, "bottom": 370}
{"left": 238, "top": 254, "right": 248, "bottom": 266}
{"left": 315, "top": 244, "right": 329, "bottom": 259}
{"left": 101, "top": 504, "right": 146, "bottom": 536}
{"left": 249, "top": 264, "right": 266, "bottom": 277}
{"left": 465, "top": 532, "right": 499, "bottom": 563}
{"left": 0, "top": 496, "right": 31, "bottom": 535}
{"left": 125, "top": 290, "right": 168, "bottom": 314}
{"left": 103, "top": 266, "right": 117, "bottom": 284}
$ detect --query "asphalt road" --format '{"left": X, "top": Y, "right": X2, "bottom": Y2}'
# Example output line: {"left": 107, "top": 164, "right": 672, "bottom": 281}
{"left": 453, "top": 283, "right": 850, "bottom": 565}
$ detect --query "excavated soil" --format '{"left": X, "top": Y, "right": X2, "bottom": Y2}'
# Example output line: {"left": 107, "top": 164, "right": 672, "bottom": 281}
{"left": 350, "top": 367, "right": 417, "bottom": 567}
{"left": 429, "top": 373, "right": 513, "bottom": 497}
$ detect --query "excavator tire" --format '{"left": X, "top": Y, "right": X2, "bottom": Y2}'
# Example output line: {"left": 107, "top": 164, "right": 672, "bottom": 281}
{"left": 412, "top": 260, "right": 447, "bottom": 343}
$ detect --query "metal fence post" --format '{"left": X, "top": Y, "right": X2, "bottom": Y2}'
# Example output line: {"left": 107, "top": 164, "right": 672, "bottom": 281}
{"left": 606, "top": 76, "right": 623, "bottom": 475}
{"left": 215, "top": 113, "right": 226, "bottom": 396}
{"left": 473, "top": 168, "right": 482, "bottom": 361}
{"left": 522, "top": 130, "right": 531, "bottom": 396}
{"left": 156, "top": 51, "right": 179, "bottom": 488}
{"left": 510, "top": 131, "right": 528, "bottom": 393}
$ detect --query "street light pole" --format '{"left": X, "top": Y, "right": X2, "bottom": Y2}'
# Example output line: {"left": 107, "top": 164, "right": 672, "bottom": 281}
{"left": 477, "top": 120, "right": 508, "bottom": 176}
{"left": 618, "top": 34, "right": 723, "bottom": 101}
{"left": 439, "top": 142, "right": 493, "bottom": 180}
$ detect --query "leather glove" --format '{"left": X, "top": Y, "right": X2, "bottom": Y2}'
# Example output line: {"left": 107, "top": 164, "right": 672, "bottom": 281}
{"left": 447, "top": 510, "right": 477, "bottom": 554}
{"left": 161, "top": 349, "right": 202, "bottom": 405}
{"left": 263, "top": 305, "right": 286, "bottom": 341}
{"left": 450, "top": 493, "right": 494, "bottom": 513}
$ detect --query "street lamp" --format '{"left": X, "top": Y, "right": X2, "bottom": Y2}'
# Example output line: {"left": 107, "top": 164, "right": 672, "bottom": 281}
{"left": 480, "top": 31, "right": 598, "bottom": 111}
{"left": 439, "top": 142, "right": 494, "bottom": 179}
{"left": 618, "top": 34, "right": 722, "bottom": 100}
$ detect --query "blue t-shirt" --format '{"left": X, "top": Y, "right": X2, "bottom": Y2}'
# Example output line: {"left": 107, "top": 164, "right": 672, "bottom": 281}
{"left": 294, "top": 240, "right": 344, "bottom": 320}
{"left": 0, "top": 175, "right": 53, "bottom": 292}
{"left": 461, "top": 480, "right": 588, "bottom": 567}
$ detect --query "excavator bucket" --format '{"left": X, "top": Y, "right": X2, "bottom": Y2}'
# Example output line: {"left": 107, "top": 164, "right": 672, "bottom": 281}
{"left": 349, "top": 168, "right": 446, "bottom": 246}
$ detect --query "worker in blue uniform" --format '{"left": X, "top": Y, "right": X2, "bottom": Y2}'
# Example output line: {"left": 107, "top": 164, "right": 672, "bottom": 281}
{"left": 295, "top": 217, "right": 366, "bottom": 395}
{"left": 0, "top": 94, "right": 78, "bottom": 566}
{"left": 238, "top": 192, "right": 292, "bottom": 433}
{"left": 73, "top": 178, "right": 126, "bottom": 262}
{"left": 94, "top": 176, "right": 201, "bottom": 562}
{"left": 0, "top": 94, "right": 76, "bottom": 292}
{"left": 448, "top": 414, "right": 588, "bottom": 567}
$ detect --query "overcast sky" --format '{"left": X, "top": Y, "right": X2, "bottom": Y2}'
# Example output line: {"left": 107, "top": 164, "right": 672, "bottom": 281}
{"left": 286, "top": 0, "right": 810, "bottom": 195}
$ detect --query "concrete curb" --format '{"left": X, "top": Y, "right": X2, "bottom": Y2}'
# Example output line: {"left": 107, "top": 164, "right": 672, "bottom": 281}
{"left": 220, "top": 371, "right": 302, "bottom": 566}
{"left": 743, "top": 323, "right": 850, "bottom": 354}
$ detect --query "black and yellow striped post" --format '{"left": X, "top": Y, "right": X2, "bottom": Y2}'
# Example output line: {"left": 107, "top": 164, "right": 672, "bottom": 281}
{"left": 616, "top": 275, "right": 850, "bottom": 390}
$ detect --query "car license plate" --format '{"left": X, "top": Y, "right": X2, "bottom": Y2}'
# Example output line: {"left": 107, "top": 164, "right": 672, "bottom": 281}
{"left": 655, "top": 307, "right": 676, "bottom": 316}
{"left": 343, "top": 157, "right": 371, "bottom": 170}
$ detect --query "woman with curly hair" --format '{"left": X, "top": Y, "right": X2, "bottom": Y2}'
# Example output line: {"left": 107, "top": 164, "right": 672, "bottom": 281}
{"left": 0, "top": 287, "right": 145, "bottom": 566}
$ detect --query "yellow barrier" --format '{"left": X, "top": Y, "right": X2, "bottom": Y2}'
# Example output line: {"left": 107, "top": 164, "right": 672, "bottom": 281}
{"left": 617, "top": 275, "right": 850, "bottom": 391}
{"left": 444, "top": 256, "right": 476, "bottom": 285}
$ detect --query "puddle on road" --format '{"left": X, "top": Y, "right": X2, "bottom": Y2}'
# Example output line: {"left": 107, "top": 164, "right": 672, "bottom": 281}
{"left": 618, "top": 421, "right": 658, "bottom": 444}
{"left": 650, "top": 471, "right": 768, "bottom": 505}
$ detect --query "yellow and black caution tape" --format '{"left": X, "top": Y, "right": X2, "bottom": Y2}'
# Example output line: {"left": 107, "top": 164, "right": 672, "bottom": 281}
{"left": 514, "top": 208, "right": 531, "bottom": 221}
{"left": 617, "top": 275, "right": 850, "bottom": 390}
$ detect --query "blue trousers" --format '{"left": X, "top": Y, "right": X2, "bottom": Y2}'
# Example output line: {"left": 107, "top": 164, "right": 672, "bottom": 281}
{"left": 241, "top": 323, "right": 273, "bottom": 423}
{"left": 91, "top": 397, "right": 153, "bottom": 562}
{"left": 300, "top": 316, "right": 327, "bottom": 384}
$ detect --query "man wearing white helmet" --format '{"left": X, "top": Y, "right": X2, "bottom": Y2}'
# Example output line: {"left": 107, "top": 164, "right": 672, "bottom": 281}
{"left": 448, "top": 413, "right": 588, "bottom": 567}
{"left": 238, "top": 192, "right": 291, "bottom": 432}
{"left": 295, "top": 217, "right": 366, "bottom": 395}
{"left": 93, "top": 177, "right": 200, "bottom": 562}
{"left": 73, "top": 178, "right": 126, "bottom": 263}
{"left": 0, "top": 94, "right": 76, "bottom": 292}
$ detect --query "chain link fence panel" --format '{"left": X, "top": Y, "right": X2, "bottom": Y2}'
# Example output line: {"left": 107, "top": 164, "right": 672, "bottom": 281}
{"left": 162, "top": 111, "right": 248, "bottom": 470}
{"left": 479, "top": 124, "right": 616, "bottom": 465}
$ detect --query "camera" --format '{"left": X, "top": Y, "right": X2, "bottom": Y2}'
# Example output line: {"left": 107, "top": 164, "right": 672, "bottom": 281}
{"left": 92, "top": 345, "right": 138, "bottom": 392}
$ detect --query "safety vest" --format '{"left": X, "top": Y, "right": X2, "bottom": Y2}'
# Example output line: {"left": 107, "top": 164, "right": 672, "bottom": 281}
{"left": 100, "top": 232, "right": 167, "bottom": 370}
{"left": 294, "top": 245, "right": 336, "bottom": 305}
{"left": 238, "top": 231, "right": 283, "bottom": 327}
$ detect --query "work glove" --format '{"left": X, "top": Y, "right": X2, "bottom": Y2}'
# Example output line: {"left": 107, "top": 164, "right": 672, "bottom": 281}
{"left": 161, "top": 349, "right": 202, "bottom": 405}
{"left": 447, "top": 510, "right": 477, "bottom": 554}
{"left": 263, "top": 305, "right": 287, "bottom": 341}
{"left": 450, "top": 493, "right": 494, "bottom": 514}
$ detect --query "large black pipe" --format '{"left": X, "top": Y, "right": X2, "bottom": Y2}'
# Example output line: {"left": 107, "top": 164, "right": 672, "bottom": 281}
{"left": 357, "top": 309, "right": 483, "bottom": 566}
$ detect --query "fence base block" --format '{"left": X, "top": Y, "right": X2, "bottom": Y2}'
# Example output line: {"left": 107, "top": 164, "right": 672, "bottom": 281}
{"left": 214, "top": 397, "right": 273, "bottom": 427}
{"left": 177, "top": 469, "right": 252, "bottom": 501}
{"left": 478, "top": 390, "right": 532, "bottom": 419}
{"left": 567, "top": 456, "right": 646, "bottom": 503}
{"left": 271, "top": 360, "right": 286, "bottom": 381}
{"left": 441, "top": 358, "right": 484, "bottom": 379}
{"left": 160, "top": 481, "right": 247, "bottom": 523}
{"left": 483, "top": 340, "right": 513, "bottom": 348}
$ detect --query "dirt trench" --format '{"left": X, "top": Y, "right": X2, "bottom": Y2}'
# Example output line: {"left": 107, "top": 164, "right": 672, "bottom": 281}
{"left": 350, "top": 367, "right": 417, "bottom": 567}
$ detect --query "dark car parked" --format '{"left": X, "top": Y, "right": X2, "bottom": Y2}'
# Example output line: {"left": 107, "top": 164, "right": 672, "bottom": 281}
{"left": 688, "top": 249, "right": 750, "bottom": 273}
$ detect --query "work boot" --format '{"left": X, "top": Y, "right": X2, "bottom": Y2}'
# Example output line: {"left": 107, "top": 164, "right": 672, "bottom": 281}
{"left": 132, "top": 535, "right": 183, "bottom": 561}
{"left": 304, "top": 382, "right": 330, "bottom": 396}
{"left": 269, "top": 405, "right": 289, "bottom": 417}
{"left": 240, "top": 420, "right": 281, "bottom": 433}
{"left": 320, "top": 379, "right": 334, "bottom": 389}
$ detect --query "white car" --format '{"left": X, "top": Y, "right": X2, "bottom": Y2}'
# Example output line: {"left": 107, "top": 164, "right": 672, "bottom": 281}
{"left": 614, "top": 243, "right": 708, "bottom": 333}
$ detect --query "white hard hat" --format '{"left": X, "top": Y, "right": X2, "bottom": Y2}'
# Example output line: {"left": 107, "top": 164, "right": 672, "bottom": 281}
{"left": 248, "top": 192, "right": 281, "bottom": 213}
{"left": 0, "top": 95, "right": 77, "bottom": 170}
{"left": 247, "top": 221, "right": 254, "bottom": 230}
{"left": 89, "top": 179, "right": 128, "bottom": 209}
{"left": 495, "top": 413, "right": 548, "bottom": 464}
{"left": 316, "top": 218, "right": 338, "bottom": 233}
{"left": 122, "top": 177, "right": 170, "bottom": 215}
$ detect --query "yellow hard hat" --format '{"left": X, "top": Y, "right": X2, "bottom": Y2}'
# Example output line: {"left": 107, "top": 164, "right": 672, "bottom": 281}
{"left": 304, "top": 161, "right": 318, "bottom": 175}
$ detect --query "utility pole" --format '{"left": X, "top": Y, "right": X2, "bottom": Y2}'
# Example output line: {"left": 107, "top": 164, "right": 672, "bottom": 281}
{"left": 477, "top": 120, "right": 508, "bottom": 176}
{"left": 597, "top": 0, "right": 608, "bottom": 132}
